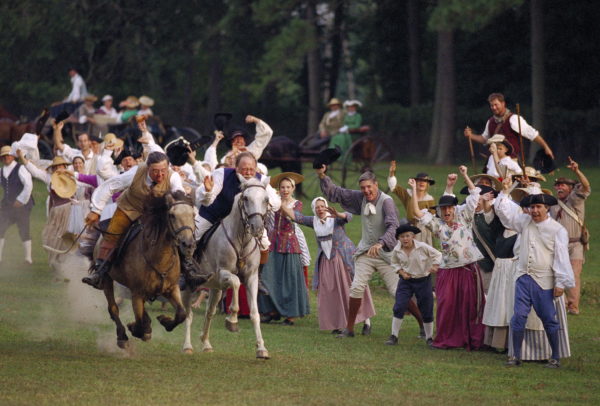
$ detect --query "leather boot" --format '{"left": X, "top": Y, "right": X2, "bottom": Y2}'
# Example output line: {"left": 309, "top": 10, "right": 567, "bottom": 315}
{"left": 82, "top": 240, "right": 116, "bottom": 289}
{"left": 257, "top": 249, "right": 270, "bottom": 295}
{"left": 181, "top": 257, "right": 208, "bottom": 289}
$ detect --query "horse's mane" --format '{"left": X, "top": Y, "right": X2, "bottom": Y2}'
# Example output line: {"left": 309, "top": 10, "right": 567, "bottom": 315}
{"left": 240, "top": 177, "right": 265, "bottom": 191}
{"left": 142, "top": 191, "right": 192, "bottom": 239}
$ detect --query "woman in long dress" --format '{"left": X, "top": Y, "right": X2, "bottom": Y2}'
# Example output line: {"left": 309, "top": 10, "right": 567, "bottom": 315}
{"left": 411, "top": 166, "right": 487, "bottom": 350}
{"left": 258, "top": 172, "right": 310, "bottom": 325}
{"left": 282, "top": 197, "right": 375, "bottom": 333}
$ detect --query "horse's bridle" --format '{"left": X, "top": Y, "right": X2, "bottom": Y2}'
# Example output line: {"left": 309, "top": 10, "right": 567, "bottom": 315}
{"left": 166, "top": 200, "right": 195, "bottom": 255}
{"left": 237, "top": 184, "right": 269, "bottom": 233}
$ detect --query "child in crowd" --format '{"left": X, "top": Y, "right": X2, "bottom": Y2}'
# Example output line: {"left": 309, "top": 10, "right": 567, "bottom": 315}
{"left": 386, "top": 223, "right": 442, "bottom": 346}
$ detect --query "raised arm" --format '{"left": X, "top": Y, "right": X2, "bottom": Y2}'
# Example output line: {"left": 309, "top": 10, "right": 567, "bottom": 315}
{"left": 316, "top": 165, "right": 362, "bottom": 214}
{"left": 493, "top": 178, "right": 526, "bottom": 232}
{"left": 245, "top": 115, "right": 273, "bottom": 160}
{"left": 408, "top": 178, "right": 423, "bottom": 219}
{"left": 567, "top": 156, "right": 590, "bottom": 194}
{"left": 444, "top": 173, "right": 458, "bottom": 196}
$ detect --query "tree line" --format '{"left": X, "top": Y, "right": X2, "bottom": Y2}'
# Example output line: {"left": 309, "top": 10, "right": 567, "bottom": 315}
{"left": 2, "top": 0, "right": 599, "bottom": 163}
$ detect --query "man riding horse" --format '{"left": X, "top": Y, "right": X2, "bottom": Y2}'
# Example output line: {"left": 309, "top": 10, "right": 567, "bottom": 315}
{"left": 82, "top": 151, "right": 207, "bottom": 289}
{"left": 195, "top": 151, "right": 281, "bottom": 293}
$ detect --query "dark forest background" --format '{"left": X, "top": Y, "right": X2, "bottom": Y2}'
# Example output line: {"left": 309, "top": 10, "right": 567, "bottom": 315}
{"left": 2, "top": 0, "right": 599, "bottom": 163}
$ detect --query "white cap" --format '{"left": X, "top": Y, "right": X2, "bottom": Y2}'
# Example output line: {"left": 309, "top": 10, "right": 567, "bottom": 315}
{"left": 102, "top": 94, "right": 113, "bottom": 102}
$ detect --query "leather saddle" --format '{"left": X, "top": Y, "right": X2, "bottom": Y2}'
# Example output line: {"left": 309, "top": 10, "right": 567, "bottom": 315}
{"left": 193, "top": 221, "right": 221, "bottom": 263}
{"left": 112, "top": 220, "right": 143, "bottom": 267}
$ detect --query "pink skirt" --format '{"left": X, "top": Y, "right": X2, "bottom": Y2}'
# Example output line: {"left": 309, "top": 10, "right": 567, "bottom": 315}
{"left": 317, "top": 253, "right": 376, "bottom": 331}
{"left": 433, "top": 263, "right": 486, "bottom": 350}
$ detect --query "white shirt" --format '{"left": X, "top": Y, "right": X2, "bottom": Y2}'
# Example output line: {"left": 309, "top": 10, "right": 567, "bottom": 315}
{"left": 481, "top": 114, "right": 538, "bottom": 141}
{"left": 95, "top": 149, "right": 119, "bottom": 180}
{"left": 485, "top": 155, "right": 523, "bottom": 178}
{"left": 90, "top": 164, "right": 184, "bottom": 215}
{"left": 24, "top": 161, "right": 51, "bottom": 186}
{"left": 1, "top": 161, "right": 33, "bottom": 205}
{"left": 220, "top": 119, "right": 273, "bottom": 164}
{"left": 195, "top": 167, "right": 281, "bottom": 212}
{"left": 391, "top": 239, "right": 442, "bottom": 278}
{"left": 98, "top": 106, "right": 119, "bottom": 119}
{"left": 65, "top": 74, "right": 88, "bottom": 103}
{"left": 494, "top": 191, "right": 575, "bottom": 289}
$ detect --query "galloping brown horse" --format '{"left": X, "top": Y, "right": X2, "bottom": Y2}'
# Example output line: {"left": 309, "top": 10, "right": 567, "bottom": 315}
{"left": 100, "top": 191, "right": 196, "bottom": 349}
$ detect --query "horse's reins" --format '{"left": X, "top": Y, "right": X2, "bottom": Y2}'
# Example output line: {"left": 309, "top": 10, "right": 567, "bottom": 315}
{"left": 42, "top": 225, "right": 87, "bottom": 254}
{"left": 221, "top": 184, "right": 268, "bottom": 271}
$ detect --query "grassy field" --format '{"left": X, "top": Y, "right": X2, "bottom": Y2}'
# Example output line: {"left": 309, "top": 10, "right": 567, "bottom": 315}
{"left": 1, "top": 162, "right": 599, "bottom": 405}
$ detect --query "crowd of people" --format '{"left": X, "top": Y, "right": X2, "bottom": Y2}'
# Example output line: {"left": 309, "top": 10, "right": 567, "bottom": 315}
{"left": 0, "top": 91, "right": 591, "bottom": 369}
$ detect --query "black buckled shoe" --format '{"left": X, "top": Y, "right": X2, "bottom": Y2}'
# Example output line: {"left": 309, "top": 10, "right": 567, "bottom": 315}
{"left": 505, "top": 356, "right": 522, "bottom": 367}
{"left": 361, "top": 323, "right": 372, "bottom": 336}
{"left": 384, "top": 335, "right": 398, "bottom": 346}
{"left": 82, "top": 259, "right": 110, "bottom": 290}
{"left": 336, "top": 328, "right": 355, "bottom": 339}
{"left": 545, "top": 358, "right": 560, "bottom": 369}
{"left": 426, "top": 338, "right": 434, "bottom": 347}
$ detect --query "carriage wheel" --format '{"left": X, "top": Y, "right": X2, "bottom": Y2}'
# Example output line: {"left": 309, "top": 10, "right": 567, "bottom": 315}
{"left": 340, "top": 135, "right": 393, "bottom": 187}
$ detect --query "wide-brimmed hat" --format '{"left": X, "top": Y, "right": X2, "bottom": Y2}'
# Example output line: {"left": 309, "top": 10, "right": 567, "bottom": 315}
{"left": 313, "top": 146, "right": 342, "bottom": 169}
{"left": 433, "top": 195, "right": 458, "bottom": 209}
{"left": 84, "top": 94, "right": 98, "bottom": 102}
{"left": 521, "top": 193, "right": 558, "bottom": 207}
{"left": 343, "top": 99, "right": 363, "bottom": 108}
{"left": 486, "top": 134, "right": 514, "bottom": 156}
{"left": 139, "top": 95, "right": 154, "bottom": 107}
{"left": 459, "top": 184, "right": 498, "bottom": 197}
{"left": 165, "top": 136, "right": 191, "bottom": 166}
{"left": 47, "top": 156, "right": 70, "bottom": 169}
{"left": 513, "top": 166, "right": 546, "bottom": 183}
{"left": 511, "top": 184, "right": 552, "bottom": 203}
{"left": 0, "top": 146, "right": 13, "bottom": 157}
{"left": 227, "top": 126, "right": 251, "bottom": 145}
{"left": 395, "top": 223, "right": 421, "bottom": 238}
{"left": 414, "top": 172, "right": 435, "bottom": 185}
{"left": 121, "top": 96, "right": 140, "bottom": 109}
{"left": 50, "top": 171, "right": 76, "bottom": 198}
{"left": 327, "top": 98, "right": 342, "bottom": 107}
{"left": 554, "top": 177, "right": 577, "bottom": 186}
{"left": 533, "top": 149, "right": 556, "bottom": 174}
{"left": 470, "top": 174, "right": 502, "bottom": 191}
{"left": 270, "top": 172, "right": 304, "bottom": 188}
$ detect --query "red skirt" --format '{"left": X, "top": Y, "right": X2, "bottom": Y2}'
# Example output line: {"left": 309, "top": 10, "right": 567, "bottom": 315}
{"left": 433, "top": 263, "right": 486, "bottom": 351}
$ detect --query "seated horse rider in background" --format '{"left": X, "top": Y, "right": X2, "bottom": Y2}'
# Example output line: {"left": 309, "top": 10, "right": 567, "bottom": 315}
{"left": 82, "top": 151, "right": 208, "bottom": 289}
{"left": 195, "top": 151, "right": 281, "bottom": 293}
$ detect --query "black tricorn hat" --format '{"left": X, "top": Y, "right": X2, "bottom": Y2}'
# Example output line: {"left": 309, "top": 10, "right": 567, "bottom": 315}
{"left": 433, "top": 195, "right": 459, "bottom": 209}
{"left": 395, "top": 223, "right": 421, "bottom": 238}
{"left": 165, "top": 136, "right": 191, "bottom": 166}
{"left": 35, "top": 108, "right": 50, "bottom": 135}
{"left": 313, "top": 146, "right": 342, "bottom": 169}
{"left": 55, "top": 110, "right": 70, "bottom": 123}
{"left": 521, "top": 193, "right": 558, "bottom": 207}
{"left": 214, "top": 112, "right": 232, "bottom": 132}
{"left": 414, "top": 172, "right": 435, "bottom": 185}
{"left": 114, "top": 149, "right": 134, "bottom": 166}
{"left": 459, "top": 184, "right": 498, "bottom": 197}
{"left": 227, "top": 125, "right": 251, "bottom": 145}
{"left": 533, "top": 149, "right": 556, "bottom": 174}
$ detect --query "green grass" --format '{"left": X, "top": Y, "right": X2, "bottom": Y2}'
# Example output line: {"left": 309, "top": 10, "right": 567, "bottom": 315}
{"left": 1, "top": 162, "right": 599, "bottom": 405}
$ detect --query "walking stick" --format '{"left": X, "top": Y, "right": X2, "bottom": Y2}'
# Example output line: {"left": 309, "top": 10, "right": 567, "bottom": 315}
{"left": 468, "top": 133, "right": 476, "bottom": 173}
{"left": 516, "top": 103, "right": 526, "bottom": 173}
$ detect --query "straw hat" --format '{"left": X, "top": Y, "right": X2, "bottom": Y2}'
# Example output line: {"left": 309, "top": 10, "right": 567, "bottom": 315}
{"left": 327, "top": 98, "right": 342, "bottom": 107}
{"left": 50, "top": 171, "right": 76, "bottom": 198}
{"left": 122, "top": 96, "right": 140, "bottom": 109}
{"left": 0, "top": 145, "right": 13, "bottom": 157}
{"left": 270, "top": 172, "right": 304, "bottom": 188}
{"left": 486, "top": 134, "right": 514, "bottom": 156}
{"left": 47, "top": 156, "right": 71, "bottom": 169}
{"left": 84, "top": 94, "right": 98, "bottom": 102}
{"left": 139, "top": 95, "right": 155, "bottom": 107}
{"left": 512, "top": 166, "right": 546, "bottom": 183}
{"left": 469, "top": 174, "right": 502, "bottom": 191}
{"left": 554, "top": 177, "right": 577, "bottom": 187}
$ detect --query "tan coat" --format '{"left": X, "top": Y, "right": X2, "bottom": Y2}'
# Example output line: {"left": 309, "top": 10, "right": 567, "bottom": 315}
{"left": 118, "top": 164, "right": 173, "bottom": 221}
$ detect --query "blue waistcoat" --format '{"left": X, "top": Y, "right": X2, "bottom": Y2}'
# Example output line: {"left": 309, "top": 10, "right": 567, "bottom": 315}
{"left": 199, "top": 168, "right": 261, "bottom": 223}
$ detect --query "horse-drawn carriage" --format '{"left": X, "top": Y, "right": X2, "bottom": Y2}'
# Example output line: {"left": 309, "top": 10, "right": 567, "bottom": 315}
{"left": 260, "top": 125, "right": 393, "bottom": 189}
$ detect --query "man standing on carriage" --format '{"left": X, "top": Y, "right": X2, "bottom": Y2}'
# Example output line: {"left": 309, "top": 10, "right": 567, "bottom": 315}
{"left": 195, "top": 151, "right": 281, "bottom": 294}
{"left": 463, "top": 92, "right": 554, "bottom": 160}
{"left": 81, "top": 150, "right": 209, "bottom": 290}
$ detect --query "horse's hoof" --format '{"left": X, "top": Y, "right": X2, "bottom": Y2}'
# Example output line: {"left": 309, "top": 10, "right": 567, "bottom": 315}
{"left": 142, "top": 333, "right": 152, "bottom": 342}
{"left": 256, "top": 350, "right": 270, "bottom": 359}
{"left": 117, "top": 339, "right": 129, "bottom": 349}
{"left": 225, "top": 320, "right": 240, "bottom": 333}
{"left": 183, "top": 348, "right": 194, "bottom": 355}
{"left": 202, "top": 347, "right": 214, "bottom": 353}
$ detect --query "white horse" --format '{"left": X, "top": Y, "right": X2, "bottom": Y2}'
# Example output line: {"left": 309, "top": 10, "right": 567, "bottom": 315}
{"left": 182, "top": 177, "right": 271, "bottom": 359}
